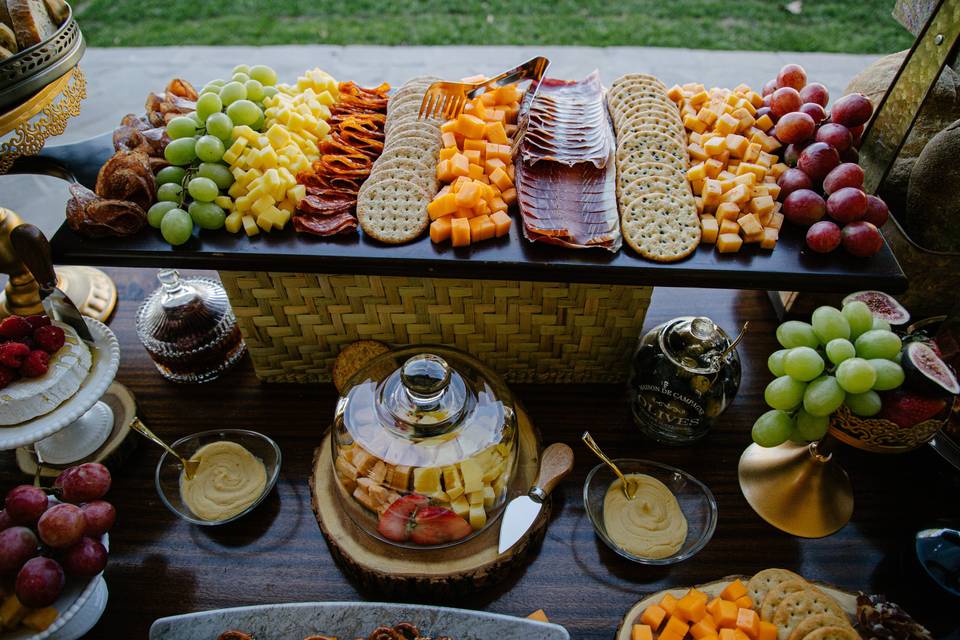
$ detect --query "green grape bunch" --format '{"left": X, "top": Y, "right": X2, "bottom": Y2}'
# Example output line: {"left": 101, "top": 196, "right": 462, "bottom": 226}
{"left": 751, "top": 300, "right": 905, "bottom": 448}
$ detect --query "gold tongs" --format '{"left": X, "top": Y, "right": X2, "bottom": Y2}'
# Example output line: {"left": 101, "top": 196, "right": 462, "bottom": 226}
{"left": 418, "top": 56, "right": 550, "bottom": 121}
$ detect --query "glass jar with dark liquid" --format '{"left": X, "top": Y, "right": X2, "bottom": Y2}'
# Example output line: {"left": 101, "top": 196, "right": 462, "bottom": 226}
{"left": 136, "top": 269, "right": 246, "bottom": 383}
{"left": 630, "top": 316, "right": 741, "bottom": 445}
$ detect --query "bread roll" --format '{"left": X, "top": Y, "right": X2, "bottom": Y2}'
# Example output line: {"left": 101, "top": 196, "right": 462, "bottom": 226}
{"left": 42, "top": 0, "right": 67, "bottom": 25}
{"left": 0, "top": 44, "right": 13, "bottom": 60}
{"left": 8, "top": 0, "right": 58, "bottom": 49}
{"left": 0, "top": 22, "right": 16, "bottom": 52}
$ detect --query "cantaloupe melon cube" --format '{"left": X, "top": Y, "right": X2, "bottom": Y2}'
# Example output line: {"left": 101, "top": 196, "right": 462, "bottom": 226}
{"left": 430, "top": 216, "right": 453, "bottom": 243}
{"left": 717, "top": 232, "right": 743, "bottom": 253}
{"left": 701, "top": 216, "right": 719, "bottom": 244}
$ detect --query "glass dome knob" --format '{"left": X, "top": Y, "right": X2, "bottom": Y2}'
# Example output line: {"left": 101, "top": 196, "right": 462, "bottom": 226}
{"left": 401, "top": 354, "right": 451, "bottom": 406}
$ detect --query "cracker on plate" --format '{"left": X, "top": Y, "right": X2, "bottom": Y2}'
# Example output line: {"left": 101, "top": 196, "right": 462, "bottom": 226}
{"left": 332, "top": 340, "right": 391, "bottom": 393}
{"left": 357, "top": 178, "right": 431, "bottom": 244}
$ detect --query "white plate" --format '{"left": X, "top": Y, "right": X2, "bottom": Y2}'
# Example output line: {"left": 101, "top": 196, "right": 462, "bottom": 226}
{"left": 150, "top": 602, "right": 569, "bottom": 640}
{"left": 4, "top": 532, "right": 109, "bottom": 640}
{"left": 0, "top": 318, "right": 120, "bottom": 450}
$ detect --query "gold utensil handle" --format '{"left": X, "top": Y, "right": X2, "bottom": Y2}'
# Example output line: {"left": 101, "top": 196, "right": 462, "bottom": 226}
{"left": 582, "top": 431, "right": 635, "bottom": 498}
{"left": 468, "top": 56, "right": 550, "bottom": 98}
{"left": 533, "top": 442, "right": 574, "bottom": 497}
{"left": 130, "top": 417, "right": 185, "bottom": 463}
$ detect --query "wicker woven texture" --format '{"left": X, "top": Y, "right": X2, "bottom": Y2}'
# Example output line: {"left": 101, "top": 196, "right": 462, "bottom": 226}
{"left": 220, "top": 271, "right": 652, "bottom": 384}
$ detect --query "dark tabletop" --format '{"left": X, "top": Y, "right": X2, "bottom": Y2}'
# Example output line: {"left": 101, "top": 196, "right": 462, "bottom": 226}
{"left": 2, "top": 268, "right": 956, "bottom": 640}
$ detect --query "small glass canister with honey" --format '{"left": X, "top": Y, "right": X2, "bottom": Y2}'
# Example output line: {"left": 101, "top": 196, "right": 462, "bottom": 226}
{"left": 629, "top": 316, "right": 742, "bottom": 445}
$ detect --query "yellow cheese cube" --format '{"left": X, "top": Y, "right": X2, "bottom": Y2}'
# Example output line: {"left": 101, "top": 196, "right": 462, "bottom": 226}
{"left": 761, "top": 227, "right": 779, "bottom": 249}
{"left": 256, "top": 212, "right": 274, "bottom": 232}
{"left": 468, "top": 490, "right": 485, "bottom": 506}
{"left": 288, "top": 183, "right": 306, "bottom": 204}
{"left": 227, "top": 182, "right": 246, "bottom": 199}
{"left": 451, "top": 495, "right": 470, "bottom": 519}
{"left": 224, "top": 211, "right": 243, "bottom": 233}
{"left": 737, "top": 213, "right": 764, "bottom": 236}
{"left": 469, "top": 503, "right": 487, "bottom": 530}
{"left": 266, "top": 123, "right": 291, "bottom": 148}
{"left": 278, "top": 197, "right": 297, "bottom": 213}
{"left": 483, "top": 485, "right": 496, "bottom": 510}
{"left": 446, "top": 485, "right": 464, "bottom": 501}
{"left": 214, "top": 195, "right": 233, "bottom": 211}
{"left": 414, "top": 467, "right": 442, "bottom": 494}
{"left": 234, "top": 195, "right": 252, "bottom": 212}
{"left": 686, "top": 162, "right": 707, "bottom": 183}
{"left": 241, "top": 215, "right": 260, "bottom": 236}
{"left": 251, "top": 195, "right": 275, "bottom": 217}
{"left": 459, "top": 459, "right": 484, "bottom": 494}
{"left": 233, "top": 125, "right": 259, "bottom": 143}
{"left": 701, "top": 215, "right": 719, "bottom": 244}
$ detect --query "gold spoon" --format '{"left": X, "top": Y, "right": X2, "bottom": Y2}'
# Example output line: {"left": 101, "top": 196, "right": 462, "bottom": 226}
{"left": 130, "top": 418, "right": 201, "bottom": 480}
{"left": 581, "top": 431, "right": 638, "bottom": 500}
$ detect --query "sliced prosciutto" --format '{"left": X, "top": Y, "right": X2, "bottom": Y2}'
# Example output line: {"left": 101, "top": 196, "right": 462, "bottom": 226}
{"left": 516, "top": 71, "right": 621, "bottom": 251}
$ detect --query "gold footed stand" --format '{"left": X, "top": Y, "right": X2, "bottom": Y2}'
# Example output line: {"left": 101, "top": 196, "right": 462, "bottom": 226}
{"left": 738, "top": 435, "right": 853, "bottom": 538}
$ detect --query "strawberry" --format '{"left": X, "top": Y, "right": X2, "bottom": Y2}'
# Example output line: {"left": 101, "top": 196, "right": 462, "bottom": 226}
{"left": 20, "top": 350, "right": 49, "bottom": 378}
{"left": 33, "top": 325, "right": 65, "bottom": 354}
{"left": 0, "top": 342, "right": 30, "bottom": 369}
{"left": 0, "top": 316, "right": 32, "bottom": 339}
{"left": 879, "top": 390, "right": 947, "bottom": 428}
{"left": 0, "top": 365, "right": 16, "bottom": 389}
{"left": 409, "top": 506, "right": 472, "bottom": 546}
{"left": 377, "top": 494, "right": 429, "bottom": 543}
{"left": 24, "top": 315, "right": 51, "bottom": 331}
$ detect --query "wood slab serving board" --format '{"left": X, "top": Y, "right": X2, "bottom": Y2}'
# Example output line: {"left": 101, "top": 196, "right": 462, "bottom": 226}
{"left": 309, "top": 408, "right": 547, "bottom": 599}
{"left": 33, "top": 134, "right": 906, "bottom": 293}
{"left": 615, "top": 576, "right": 858, "bottom": 640}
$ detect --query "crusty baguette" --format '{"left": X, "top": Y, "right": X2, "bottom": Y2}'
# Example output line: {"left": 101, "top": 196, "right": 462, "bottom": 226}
{"left": 0, "top": 22, "right": 16, "bottom": 52}
{"left": 42, "top": 0, "right": 67, "bottom": 25}
{"left": 8, "top": 0, "right": 58, "bottom": 49}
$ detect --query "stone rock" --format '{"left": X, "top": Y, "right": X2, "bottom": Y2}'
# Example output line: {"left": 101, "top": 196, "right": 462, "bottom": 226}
{"left": 845, "top": 50, "right": 960, "bottom": 217}
{"left": 906, "top": 119, "right": 960, "bottom": 252}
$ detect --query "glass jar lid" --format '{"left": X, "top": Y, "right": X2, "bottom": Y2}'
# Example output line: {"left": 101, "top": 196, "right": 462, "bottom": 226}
{"left": 659, "top": 316, "right": 733, "bottom": 374}
{"left": 334, "top": 345, "right": 516, "bottom": 468}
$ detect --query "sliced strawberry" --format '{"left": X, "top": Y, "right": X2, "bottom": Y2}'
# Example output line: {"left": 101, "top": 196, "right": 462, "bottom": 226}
{"left": 409, "top": 506, "right": 472, "bottom": 546}
{"left": 879, "top": 390, "right": 947, "bottom": 428}
{"left": 376, "top": 494, "right": 429, "bottom": 543}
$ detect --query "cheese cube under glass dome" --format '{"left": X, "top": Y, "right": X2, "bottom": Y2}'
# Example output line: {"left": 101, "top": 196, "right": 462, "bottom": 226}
{"left": 332, "top": 346, "right": 519, "bottom": 549}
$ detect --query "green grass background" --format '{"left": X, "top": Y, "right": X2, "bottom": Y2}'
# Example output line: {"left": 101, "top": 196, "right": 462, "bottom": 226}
{"left": 74, "top": 0, "right": 912, "bottom": 53}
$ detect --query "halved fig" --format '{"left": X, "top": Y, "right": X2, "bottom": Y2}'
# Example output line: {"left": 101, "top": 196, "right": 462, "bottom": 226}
{"left": 902, "top": 341, "right": 960, "bottom": 395}
{"left": 843, "top": 290, "right": 910, "bottom": 325}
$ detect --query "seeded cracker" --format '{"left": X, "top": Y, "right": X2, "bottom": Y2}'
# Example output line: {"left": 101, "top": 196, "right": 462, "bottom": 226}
{"left": 332, "top": 340, "right": 391, "bottom": 393}
{"left": 620, "top": 192, "right": 700, "bottom": 262}
{"left": 787, "top": 614, "right": 852, "bottom": 640}
{"left": 357, "top": 178, "right": 430, "bottom": 244}
{"left": 772, "top": 590, "right": 847, "bottom": 640}
{"left": 747, "top": 568, "right": 808, "bottom": 612}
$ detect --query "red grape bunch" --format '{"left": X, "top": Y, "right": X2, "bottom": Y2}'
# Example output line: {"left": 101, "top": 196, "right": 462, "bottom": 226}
{"left": 762, "top": 63, "right": 889, "bottom": 258}
{"left": 0, "top": 463, "right": 114, "bottom": 613}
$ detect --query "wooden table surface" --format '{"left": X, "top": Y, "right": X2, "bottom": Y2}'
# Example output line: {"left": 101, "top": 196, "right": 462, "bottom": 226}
{"left": 2, "top": 267, "right": 957, "bottom": 640}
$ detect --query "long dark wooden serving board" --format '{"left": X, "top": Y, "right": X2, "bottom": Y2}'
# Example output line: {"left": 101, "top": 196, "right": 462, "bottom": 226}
{"left": 33, "top": 133, "right": 906, "bottom": 292}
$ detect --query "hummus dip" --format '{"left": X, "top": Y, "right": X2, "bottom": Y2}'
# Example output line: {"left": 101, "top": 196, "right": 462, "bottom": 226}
{"left": 603, "top": 473, "right": 687, "bottom": 559}
{"left": 180, "top": 441, "right": 267, "bottom": 521}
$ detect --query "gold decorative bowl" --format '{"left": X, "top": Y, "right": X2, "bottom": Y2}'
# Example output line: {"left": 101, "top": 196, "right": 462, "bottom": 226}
{"left": 829, "top": 404, "right": 949, "bottom": 454}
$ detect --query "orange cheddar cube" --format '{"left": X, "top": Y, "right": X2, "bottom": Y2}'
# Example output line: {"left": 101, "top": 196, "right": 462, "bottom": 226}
{"left": 736, "top": 609, "right": 760, "bottom": 640}
{"left": 468, "top": 98, "right": 488, "bottom": 121}
{"left": 733, "top": 631, "right": 751, "bottom": 640}
{"left": 691, "top": 616, "right": 718, "bottom": 640}
{"left": 428, "top": 192, "right": 458, "bottom": 220}
{"left": 701, "top": 216, "right": 719, "bottom": 244}
{"left": 490, "top": 210, "right": 512, "bottom": 237}
{"left": 715, "top": 113, "right": 740, "bottom": 135}
{"left": 450, "top": 217, "right": 470, "bottom": 246}
{"left": 768, "top": 211, "right": 784, "bottom": 230}
{"left": 677, "top": 591, "right": 707, "bottom": 623}
{"left": 688, "top": 143, "right": 709, "bottom": 162}
{"left": 713, "top": 604, "right": 743, "bottom": 629}
{"left": 502, "top": 103, "right": 520, "bottom": 123}
{"left": 464, "top": 138, "right": 486, "bottom": 155}
{"left": 769, "top": 162, "right": 789, "bottom": 178}
{"left": 735, "top": 595, "right": 754, "bottom": 610}
{"left": 437, "top": 185, "right": 451, "bottom": 197}
{"left": 715, "top": 202, "right": 741, "bottom": 222}
{"left": 687, "top": 162, "right": 708, "bottom": 183}
{"left": 506, "top": 163, "right": 515, "bottom": 180}
{"left": 440, "top": 120, "right": 457, "bottom": 135}
{"left": 695, "top": 196, "right": 705, "bottom": 214}
{"left": 631, "top": 624, "right": 653, "bottom": 640}
{"left": 468, "top": 163, "right": 485, "bottom": 181}
{"left": 441, "top": 131, "right": 458, "bottom": 149}
{"left": 500, "top": 187, "right": 517, "bottom": 205}
{"left": 737, "top": 162, "right": 767, "bottom": 180}
{"left": 754, "top": 114, "right": 774, "bottom": 131}
{"left": 757, "top": 621, "right": 777, "bottom": 640}
{"left": 722, "top": 184, "right": 750, "bottom": 205}
{"left": 494, "top": 84, "right": 523, "bottom": 105}
{"left": 760, "top": 227, "right": 778, "bottom": 249}
{"left": 469, "top": 214, "right": 495, "bottom": 242}
{"left": 453, "top": 113, "right": 487, "bottom": 139}
{"left": 660, "top": 593, "right": 679, "bottom": 616}
{"left": 484, "top": 121, "right": 509, "bottom": 145}
{"left": 453, "top": 207, "right": 473, "bottom": 219}
{"left": 439, "top": 147, "right": 457, "bottom": 161}
{"left": 750, "top": 195, "right": 775, "bottom": 217}
{"left": 483, "top": 107, "right": 508, "bottom": 123}
{"left": 479, "top": 91, "right": 498, "bottom": 106}
{"left": 490, "top": 167, "right": 513, "bottom": 191}
{"left": 527, "top": 609, "right": 549, "bottom": 622}
{"left": 684, "top": 114, "right": 708, "bottom": 134}
{"left": 743, "top": 142, "right": 762, "bottom": 163}
{"left": 719, "top": 630, "right": 737, "bottom": 640}
{"left": 451, "top": 176, "right": 471, "bottom": 192}
{"left": 733, "top": 172, "right": 757, "bottom": 187}
{"left": 490, "top": 196, "right": 508, "bottom": 213}
{"left": 737, "top": 213, "right": 763, "bottom": 236}
{"left": 697, "top": 107, "right": 719, "bottom": 126}
{"left": 455, "top": 181, "right": 482, "bottom": 208}
{"left": 717, "top": 232, "right": 743, "bottom": 254}
{"left": 702, "top": 179, "right": 723, "bottom": 208}
{"left": 704, "top": 158, "right": 724, "bottom": 178}
{"left": 663, "top": 616, "right": 690, "bottom": 639}
{"left": 704, "top": 136, "right": 727, "bottom": 156}
{"left": 436, "top": 159, "right": 455, "bottom": 183}
{"left": 430, "top": 216, "right": 453, "bottom": 243}
{"left": 707, "top": 597, "right": 723, "bottom": 618}
{"left": 450, "top": 153, "right": 470, "bottom": 178}
{"left": 484, "top": 157, "right": 506, "bottom": 175}
{"left": 475, "top": 198, "right": 490, "bottom": 216}
{"left": 639, "top": 604, "right": 667, "bottom": 631}
{"left": 485, "top": 143, "right": 512, "bottom": 162}
{"left": 464, "top": 149, "right": 482, "bottom": 165}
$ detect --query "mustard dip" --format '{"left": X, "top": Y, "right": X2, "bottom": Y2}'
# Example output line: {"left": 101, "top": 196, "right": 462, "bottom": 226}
{"left": 603, "top": 473, "right": 687, "bottom": 559}
{"left": 180, "top": 441, "right": 267, "bottom": 521}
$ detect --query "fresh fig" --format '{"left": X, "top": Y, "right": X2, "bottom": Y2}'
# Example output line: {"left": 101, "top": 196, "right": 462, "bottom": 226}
{"left": 841, "top": 291, "right": 910, "bottom": 325}
{"left": 901, "top": 341, "right": 960, "bottom": 395}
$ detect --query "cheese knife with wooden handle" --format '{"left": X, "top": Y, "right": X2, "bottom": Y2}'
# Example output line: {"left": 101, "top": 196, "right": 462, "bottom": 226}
{"left": 498, "top": 442, "right": 574, "bottom": 555}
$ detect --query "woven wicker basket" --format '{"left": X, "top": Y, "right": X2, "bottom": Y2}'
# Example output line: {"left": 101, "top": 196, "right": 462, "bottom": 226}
{"left": 219, "top": 271, "right": 652, "bottom": 384}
